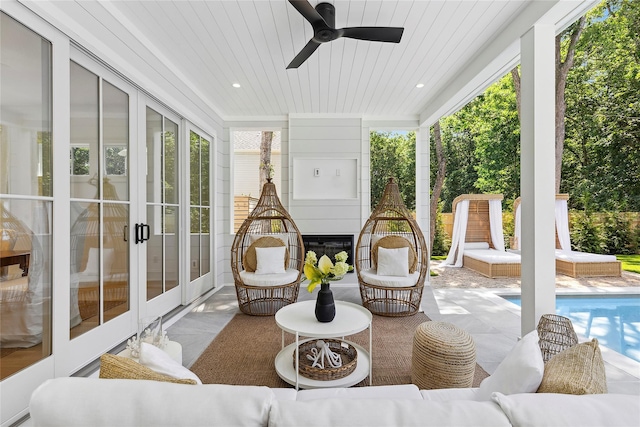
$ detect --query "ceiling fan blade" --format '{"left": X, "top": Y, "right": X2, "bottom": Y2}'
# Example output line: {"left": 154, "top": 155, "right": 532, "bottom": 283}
{"left": 341, "top": 27, "right": 404, "bottom": 43}
{"left": 287, "top": 39, "right": 321, "bottom": 69}
{"left": 288, "top": 0, "right": 327, "bottom": 29}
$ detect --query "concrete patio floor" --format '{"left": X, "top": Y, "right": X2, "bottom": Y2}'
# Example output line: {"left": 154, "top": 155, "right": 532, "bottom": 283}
{"left": 166, "top": 263, "right": 640, "bottom": 395}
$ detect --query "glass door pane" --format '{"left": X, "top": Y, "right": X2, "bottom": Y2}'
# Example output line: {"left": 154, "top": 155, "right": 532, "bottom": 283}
{"left": 69, "top": 62, "right": 130, "bottom": 338}
{"left": 0, "top": 11, "right": 53, "bottom": 379}
{"left": 145, "top": 108, "right": 180, "bottom": 300}
{"left": 189, "top": 131, "right": 211, "bottom": 281}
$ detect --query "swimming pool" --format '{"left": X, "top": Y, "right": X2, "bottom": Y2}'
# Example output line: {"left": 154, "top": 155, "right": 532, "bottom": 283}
{"left": 502, "top": 294, "right": 640, "bottom": 363}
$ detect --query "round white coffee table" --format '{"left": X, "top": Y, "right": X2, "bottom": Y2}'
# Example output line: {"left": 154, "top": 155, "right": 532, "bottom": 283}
{"left": 274, "top": 300, "right": 372, "bottom": 389}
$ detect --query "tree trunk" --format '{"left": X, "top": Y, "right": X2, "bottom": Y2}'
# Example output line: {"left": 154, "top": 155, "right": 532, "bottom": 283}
{"left": 510, "top": 16, "right": 585, "bottom": 194}
{"left": 429, "top": 121, "right": 446, "bottom": 254}
{"left": 555, "top": 16, "right": 585, "bottom": 193}
{"left": 511, "top": 67, "right": 521, "bottom": 119}
{"left": 259, "top": 131, "right": 273, "bottom": 189}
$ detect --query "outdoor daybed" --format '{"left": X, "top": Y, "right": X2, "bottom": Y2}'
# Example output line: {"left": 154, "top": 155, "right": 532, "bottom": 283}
{"left": 442, "top": 194, "right": 520, "bottom": 278}
{"left": 513, "top": 195, "right": 621, "bottom": 278}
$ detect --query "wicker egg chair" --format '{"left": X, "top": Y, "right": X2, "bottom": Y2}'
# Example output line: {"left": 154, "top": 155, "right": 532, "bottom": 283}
{"left": 355, "top": 177, "right": 428, "bottom": 317}
{"left": 231, "top": 179, "right": 304, "bottom": 315}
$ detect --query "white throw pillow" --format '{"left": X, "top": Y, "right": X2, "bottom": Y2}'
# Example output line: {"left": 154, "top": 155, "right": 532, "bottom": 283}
{"left": 139, "top": 342, "right": 202, "bottom": 384}
{"left": 476, "top": 330, "right": 544, "bottom": 400}
{"left": 255, "top": 246, "right": 286, "bottom": 275}
{"left": 376, "top": 246, "right": 409, "bottom": 277}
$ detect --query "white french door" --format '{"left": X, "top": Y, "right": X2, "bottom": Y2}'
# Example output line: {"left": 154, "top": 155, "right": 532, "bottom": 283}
{"left": 136, "top": 98, "right": 183, "bottom": 318}
{"left": 184, "top": 123, "right": 215, "bottom": 303}
{"left": 61, "top": 49, "right": 138, "bottom": 375}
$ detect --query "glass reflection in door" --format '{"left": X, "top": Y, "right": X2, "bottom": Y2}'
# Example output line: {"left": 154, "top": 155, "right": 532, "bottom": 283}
{"left": 145, "top": 108, "right": 179, "bottom": 300}
{"left": 0, "top": 11, "right": 53, "bottom": 379}
{"left": 189, "top": 132, "right": 211, "bottom": 281}
{"left": 69, "top": 63, "right": 130, "bottom": 338}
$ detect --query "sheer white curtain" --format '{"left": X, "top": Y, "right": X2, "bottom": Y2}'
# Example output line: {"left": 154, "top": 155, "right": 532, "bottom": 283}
{"left": 442, "top": 200, "right": 469, "bottom": 267}
{"left": 489, "top": 199, "right": 505, "bottom": 251}
{"left": 514, "top": 203, "right": 521, "bottom": 250}
{"left": 555, "top": 199, "right": 571, "bottom": 251}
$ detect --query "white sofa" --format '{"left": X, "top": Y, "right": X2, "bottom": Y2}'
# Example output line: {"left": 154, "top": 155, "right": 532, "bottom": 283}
{"left": 29, "top": 377, "right": 639, "bottom": 427}
{"left": 30, "top": 330, "right": 639, "bottom": 426}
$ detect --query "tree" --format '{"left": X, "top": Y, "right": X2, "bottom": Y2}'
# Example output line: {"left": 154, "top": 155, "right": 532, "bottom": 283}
{"left": 511, "top": 16, "right": 586, "bottom": 193}
{"left": 259, "top": 131, "right": 273, "bottom": 189}
{"left": 370, "top": 131, "right": 416, "bottom": 211}
{"left": 433, "top": 0, "right": 640, "bottom": 214}
{"left": 470, "top": 75, "right": 521, "bottom": 201}
{"left": 429, "top": 121, "right": 446, "bottom": 253}
{"left": 562, "top": 0, "right": 640, "bottom": 210}
{"left": 437, "top": 112, "right": 478, "bottom": 211}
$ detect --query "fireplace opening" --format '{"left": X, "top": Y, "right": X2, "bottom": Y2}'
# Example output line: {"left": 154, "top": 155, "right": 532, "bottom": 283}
{"left": 301, "top": 234, "right": 354, "bottom": 271}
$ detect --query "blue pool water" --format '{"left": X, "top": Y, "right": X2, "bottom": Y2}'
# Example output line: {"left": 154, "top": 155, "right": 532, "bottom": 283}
{"left": 502, "top": 294, "right": 640, "bottom": 363}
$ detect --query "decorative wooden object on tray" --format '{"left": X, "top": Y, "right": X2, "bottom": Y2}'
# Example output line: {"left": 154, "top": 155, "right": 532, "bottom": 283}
{"left": 294, "top": 339, "right": 357, "bottom": 381}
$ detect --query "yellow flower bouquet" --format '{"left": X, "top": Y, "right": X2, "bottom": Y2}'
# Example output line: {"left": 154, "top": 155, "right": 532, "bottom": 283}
{"left": 303, "top": 250, "right": 353, "bottom": 292}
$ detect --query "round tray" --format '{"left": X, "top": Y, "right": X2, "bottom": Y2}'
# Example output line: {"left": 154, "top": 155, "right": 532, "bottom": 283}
{"left": 293, "top": 339, "right": 357, "bottom": 381}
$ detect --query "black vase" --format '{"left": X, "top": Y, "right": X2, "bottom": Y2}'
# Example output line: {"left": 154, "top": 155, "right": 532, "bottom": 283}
{"left": 315, "top": 282, "right": 336, "bottom": 322}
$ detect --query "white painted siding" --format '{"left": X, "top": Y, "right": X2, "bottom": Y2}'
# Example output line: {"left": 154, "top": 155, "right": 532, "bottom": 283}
{"left": 233, "top": 151, "right": 282, "bottom": 197}
{"left": 288, "top": 117, "right": 363, "bottom": 243}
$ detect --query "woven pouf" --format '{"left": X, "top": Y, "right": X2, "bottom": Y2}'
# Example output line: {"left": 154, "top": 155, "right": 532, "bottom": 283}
{"left": 411, "top": 321, "right": 476, "bottom": 389}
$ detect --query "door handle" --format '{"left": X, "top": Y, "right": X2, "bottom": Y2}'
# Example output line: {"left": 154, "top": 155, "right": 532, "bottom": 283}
{"left": 135, "top": 223, "right": 150, "bottom": 244}
{"left": 142, "top": 224, "right": 150, "bottom": 242}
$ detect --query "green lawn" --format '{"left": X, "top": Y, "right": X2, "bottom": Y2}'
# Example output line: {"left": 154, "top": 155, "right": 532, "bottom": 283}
{"left": 617, "top": 254, "right": 640, "bottom": 274}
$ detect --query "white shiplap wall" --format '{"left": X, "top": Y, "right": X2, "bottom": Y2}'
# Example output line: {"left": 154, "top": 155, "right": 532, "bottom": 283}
{"left": 288, "top": 117, "right": 364, "bottom": 239}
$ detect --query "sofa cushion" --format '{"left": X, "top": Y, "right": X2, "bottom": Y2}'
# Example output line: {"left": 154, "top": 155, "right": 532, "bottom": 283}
{"left": 297, "top": 384, "right": 422, "bottom": 401}
{"left": 29, "top": 378, "right": 274, "bottom": 427}
{"left": 536, "top": 338, "right": 607, "bottom": 394}
{"left": 239, "top": 268, "right": 299, "bottom": 287}
{"left": 420, "top": 387, "right": 480, "bottom": 401}
{"left": 360, "top": 268, "right": 419, "bottom": 288}
{"left": 268, "top": 399, "right": 511, "bottom": 427}
{"left": 99, "top": 354, "right": 197, "bottom": 385}
{"left": 476, "top": 330, "right": 544, "bottom": 400}
{"left": 138, "top": 342, "right": 202, "bottom": 384}
{"left": 492, "top": 392, "right": 640, "bottom": 427}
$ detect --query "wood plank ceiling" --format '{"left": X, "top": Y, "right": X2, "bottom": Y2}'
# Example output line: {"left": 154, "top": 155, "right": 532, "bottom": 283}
{"left": 32, "top": 1, "right": 561, "bottom": 119}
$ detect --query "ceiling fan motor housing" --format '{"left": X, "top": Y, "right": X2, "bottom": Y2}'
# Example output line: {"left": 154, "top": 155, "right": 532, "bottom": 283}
{"left": 315, "top": 2, "right": 335, "bottom": 28}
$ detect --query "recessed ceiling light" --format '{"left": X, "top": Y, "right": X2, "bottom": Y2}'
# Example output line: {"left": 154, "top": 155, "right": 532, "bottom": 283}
{"left": 416, "top": 83, "right": 424, "bottom": 88}
{"left": 232, "top": 83, "right": 241, "bottom": 88}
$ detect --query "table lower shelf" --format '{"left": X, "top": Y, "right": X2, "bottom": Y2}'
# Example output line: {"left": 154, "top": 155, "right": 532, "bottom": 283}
{"left": 275, "top": 339, "right": 370, "bottom": 389}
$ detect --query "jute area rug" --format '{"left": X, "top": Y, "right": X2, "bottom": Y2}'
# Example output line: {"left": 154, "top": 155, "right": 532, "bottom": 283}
{"left": 190, "top": 312, "right": 489, "bottom": 388}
